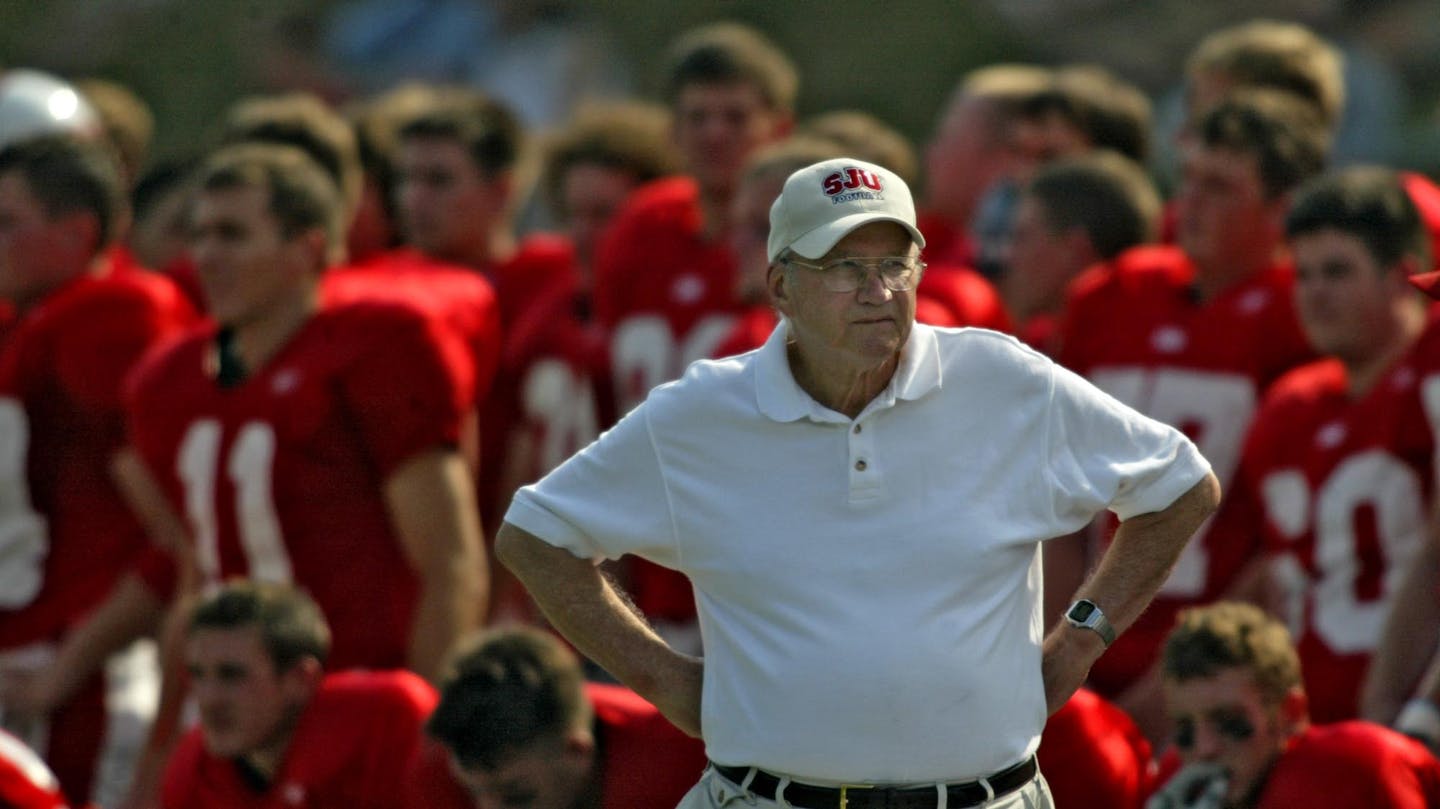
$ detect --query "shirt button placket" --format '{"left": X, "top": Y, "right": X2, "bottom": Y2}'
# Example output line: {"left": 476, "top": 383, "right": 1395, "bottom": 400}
{"left": 849, "top": 419, "right": 877, "bottom": 492}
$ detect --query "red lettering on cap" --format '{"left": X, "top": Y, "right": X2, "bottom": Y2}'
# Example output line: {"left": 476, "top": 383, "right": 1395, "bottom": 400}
{"left": 824, "top": 167, "right": 883, "bottom": 197}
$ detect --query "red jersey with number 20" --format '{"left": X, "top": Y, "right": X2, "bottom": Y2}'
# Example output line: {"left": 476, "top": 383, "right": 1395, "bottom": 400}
{"left": 126, "top": 302, "right": 473, "bottom": 670}
{"left": 1060, "top": 245, "right": 1315, "bottom": 695}
{"left": 1239, "top": 320, "right": 1438, "bottom": 722}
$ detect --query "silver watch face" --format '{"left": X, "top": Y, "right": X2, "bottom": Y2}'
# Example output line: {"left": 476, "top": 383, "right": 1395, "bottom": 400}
{"left": 1069, "top": 601, "right": 1096, "bottom": 623}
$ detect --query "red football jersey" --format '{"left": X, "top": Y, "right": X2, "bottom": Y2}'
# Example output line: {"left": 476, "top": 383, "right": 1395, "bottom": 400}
{"left": 492, "top": 279, "right": 615, "bottom": 508}
{"left": 484, "top": 235, "right": 578, "bottom": 331}
{"left": 325, "top": 249, "right": 502, "bottom": 406}
{"left": 162, "top": 670, "right": 436, "bottom": 809}
{"left": 126, "top": 303, "right": 473, "bottom": 670}
{"left": 916, "top": 210, "right": 976, "bottom": 268}
{"left": 916, "top": 264, "right": 1013, "bottom": 333}
{"left": 0, "top": 271, "right": 195, "bottom": 648}
{"left": 1239, "top": 322, "right": 1439, "bottom": 722}
{"left": 404, "top": 682, "right": 705, "bottom": 809}
{"left": 1257, "top": 722, "right": 1440, "bottom": 808}
{"left": 0, "top": 268, "right": 194, "bottom": 805}
{"left": 1148, "top": 722, "right": 1440, "bottom": 808}
{"left": 592, "top": 177, "right": 742, "bottom": 414}
{"left": 1038, "top": 689, "right": 1154, "bottom": 809}
{"left": 1059, "top": 245, "right": 1316, "bottom": 695}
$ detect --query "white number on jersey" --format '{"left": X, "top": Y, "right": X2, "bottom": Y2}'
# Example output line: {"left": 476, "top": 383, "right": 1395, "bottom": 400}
{"left": 520, "top": 359, "right": 600, "bottom": 474}
{"left": 1089, "top": 368, "right": 1256, "bottom": 597}
{"left": 1260, "top": 450, "right": 1426, "bottom": 653}
{"left": 176, "top": 420, "right": 291, "bottom": 586}
{"left": 610, "top": 313, "right": 736, "bottom": 412}
{"left": 0, "top": 399, "right": 48, "bottom": 608}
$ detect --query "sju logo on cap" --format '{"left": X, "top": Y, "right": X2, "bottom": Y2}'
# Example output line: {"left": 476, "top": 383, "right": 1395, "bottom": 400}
{"left": 822, "top": 167, "right": 882, "bottom": 198}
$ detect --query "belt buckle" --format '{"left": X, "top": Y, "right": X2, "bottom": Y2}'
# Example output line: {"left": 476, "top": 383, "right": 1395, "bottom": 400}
{"left": 838, "top": 783, "right": 872, "bottom": 809}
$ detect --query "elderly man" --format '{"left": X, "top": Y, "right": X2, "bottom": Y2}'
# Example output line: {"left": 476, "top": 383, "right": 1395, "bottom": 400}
{"left": 497, "top": 157, "right": 1219, "bottom": 808}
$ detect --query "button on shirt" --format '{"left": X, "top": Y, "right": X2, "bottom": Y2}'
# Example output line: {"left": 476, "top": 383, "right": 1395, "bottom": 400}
{"left": 506, "top": 322, "right": 1211, "bottom": 783}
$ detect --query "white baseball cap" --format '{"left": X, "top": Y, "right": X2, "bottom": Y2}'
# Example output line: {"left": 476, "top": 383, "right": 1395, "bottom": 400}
{"left": 766, "top": 156, "right": 925, "bottom": 263}
{"left": 0, "top": 69, "right": 100, "bottom": 150}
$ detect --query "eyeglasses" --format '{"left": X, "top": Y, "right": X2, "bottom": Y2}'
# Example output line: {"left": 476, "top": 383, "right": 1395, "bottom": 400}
{"left": 1172, "top": 709, "right": 1256, "bottom": 750}
{"left": 783, "top": 256, "right": 925, "bottom": 293}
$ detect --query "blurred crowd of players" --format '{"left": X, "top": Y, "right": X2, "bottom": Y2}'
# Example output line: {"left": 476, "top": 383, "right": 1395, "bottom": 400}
{"left": 1, "top": 13, "right": 1440, "bottom": 809}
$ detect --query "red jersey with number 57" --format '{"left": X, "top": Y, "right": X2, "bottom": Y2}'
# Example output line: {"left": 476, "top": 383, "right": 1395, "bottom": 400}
{"left": 0, "top": 270, "right": 195, "bottom": 649}
{"left": 1059, "top": 245, "right": 1315, "bottom": 696}
{"left": 1239, "top": 326, "right": 1437, "bottom": 722}
{"left": 126, "top": 302, "right": 473, "bottom": 670}
{"left": 162, "top": 670, "right": 435, "bottom": 809}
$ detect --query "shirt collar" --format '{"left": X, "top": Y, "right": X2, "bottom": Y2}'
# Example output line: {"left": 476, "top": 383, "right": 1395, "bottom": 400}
{"left": 754, "top": 319, "right": 943, "bottom": 423}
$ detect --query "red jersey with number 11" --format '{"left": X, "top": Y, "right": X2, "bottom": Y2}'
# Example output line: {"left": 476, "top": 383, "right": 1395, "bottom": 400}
{"left": 126, "top": 303, "right": 473, "bottom": 670}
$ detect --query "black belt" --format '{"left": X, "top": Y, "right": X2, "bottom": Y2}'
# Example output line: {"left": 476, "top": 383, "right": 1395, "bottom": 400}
{"left": 711, "top": 755, "right": 1038, "bottom": 809}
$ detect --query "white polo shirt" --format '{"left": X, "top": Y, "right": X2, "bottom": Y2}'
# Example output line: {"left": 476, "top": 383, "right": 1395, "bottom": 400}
{"left": 506, "top": 322, "right": 1210, "bottom": 783}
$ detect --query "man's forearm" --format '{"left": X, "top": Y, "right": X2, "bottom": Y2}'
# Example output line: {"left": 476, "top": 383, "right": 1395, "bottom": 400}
{"left": 1042, "top": 473, "right": 1220, "bottom": 714}
{"left": 409, "top": 563, "right": 485, "bottom": 683}
{"left": 1078, "top": 473, "right": 1221, "bottom": 635}
{"left": 496, "top": 522, "right": 702, "bottom": 736}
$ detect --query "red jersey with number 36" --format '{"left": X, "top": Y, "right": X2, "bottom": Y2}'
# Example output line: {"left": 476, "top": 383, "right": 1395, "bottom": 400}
{"left": 0, "top": 270, "right": 195, "bottom": 649}
{"left": 126, "top": 303, "right": 472, "bottom": 670}
{"left": 1239, "top": 321, "right": 1438, "bottom": 722}
{"left": 1059, "top": 245, "right": 1315, "bottom": 695}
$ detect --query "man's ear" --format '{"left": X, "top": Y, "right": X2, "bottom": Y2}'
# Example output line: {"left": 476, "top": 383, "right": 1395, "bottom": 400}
{"left": 563, "top": 728, "right": 596, "bottom": 760}
{"left": 281, "top": 655, "right": 324, "bottom": 701}
{"left": 767, "top": 262, "right": 791, "bottom": 312}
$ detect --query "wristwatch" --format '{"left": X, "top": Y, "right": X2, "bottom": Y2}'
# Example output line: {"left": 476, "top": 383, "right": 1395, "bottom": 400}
{"left": 1065, "top": 599, "right": 1116, "bottom": 647}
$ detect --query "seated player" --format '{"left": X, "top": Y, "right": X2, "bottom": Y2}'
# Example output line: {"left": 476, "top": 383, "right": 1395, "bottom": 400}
{"left": 162, "top": 580, "right": 436, "bottom": 809}
{"left": 1148, "top": 602, "right": 1440, "bottom": 809}
{"left": 408, "top": 627, "right": 706, "bottom": 809}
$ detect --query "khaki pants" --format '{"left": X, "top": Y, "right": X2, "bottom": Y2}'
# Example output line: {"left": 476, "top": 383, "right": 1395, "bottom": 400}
{"left": 676, "top": 765, "right": 1056, "bottom": 809}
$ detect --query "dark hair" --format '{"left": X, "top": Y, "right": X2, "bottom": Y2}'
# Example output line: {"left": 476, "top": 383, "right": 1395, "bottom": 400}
{"left": 1195, "top": 87, "right": 1329, "bottom": 199}
{"left": 221, "top": 93, "right": 362, "bottom": 213}
{"left": 664, "top": 22, "right": 798, "bottom": 112}
{"left": 193, "top": 142, "right": 345, "bottom": 257}
{"left": 1020, "top": 64, "right": 1152, "bottom": 163}
{"left": 1026, "top": 151, "right": 1161, "bottom": 259}
{"left": 188, "top": 580, "right": 331, "bottom": 671}
{"left": 398, "top": 89, "right": 522, "bottom": 178}
{"left": 0, "top": 134, "right": 124, "bottom": 248}
{"left": 427, "top": 628, "right": 591, "bottom": 770}
{"left": 1286, "top": 166, "right": 1428, "bottom": 269}
{"left": 1162, "top": 602, "right": 1301, "bottom": 706}
{"left": 540, "top": 102, "right": 679, "bottom": 220}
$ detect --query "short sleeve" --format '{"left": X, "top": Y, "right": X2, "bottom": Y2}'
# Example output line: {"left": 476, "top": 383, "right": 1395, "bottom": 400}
{"left": 504, "top": 401, "right": 676, "bottom": 565}
{"left": 1045, "top": 360, "right": 1211, "bottom": 525}
{"left": 340, "top": 309, "right": 475, "bottom": 479}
